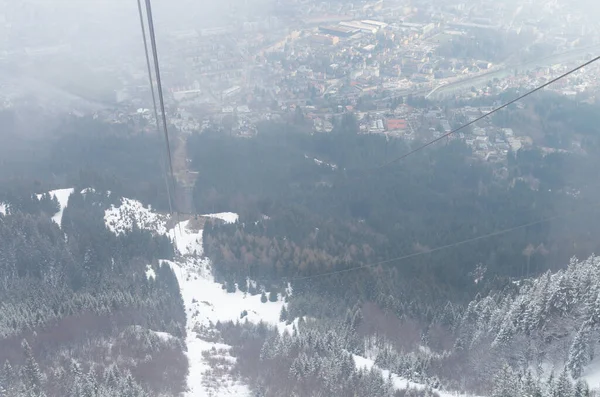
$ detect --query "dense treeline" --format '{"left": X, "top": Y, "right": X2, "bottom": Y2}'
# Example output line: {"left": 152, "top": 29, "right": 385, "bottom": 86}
{"left": 190, "top": 119, "right": 600, "bottom": 320}
{"left": 218, "top": 319, "right": 440, "bottom": 397}
{"left": 0, "top": 188, "right": 186, "bottom": 396}
{"left": 0, "top": 115, "right": 172, "bottom": 211}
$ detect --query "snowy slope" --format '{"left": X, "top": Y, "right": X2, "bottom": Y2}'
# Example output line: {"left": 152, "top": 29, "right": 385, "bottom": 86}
{"left": 352, "top": 355, "right": 481, "bottom": 397}
{"left": 202, "top": 212, "right": 239, "bottom": 224}
{"left": 167, "top": 257, "right": 286, "bottom": 397}
{"left": 164, "top": 213, "right": 285, "bottom": 397}
{"left": 102, "top": 201, "right": 281, "bottom": 397}
{"left": 168, "top": 220, "right": 203, "bottom": 256}
{"left": 104, "top": 198, "right": 167, "bottom": 235}
{"left": 0, "top": 203, "right": 6, "bottom": 216}
{"left": 166, "top": 258, "right": 284, "bottom": 328}
{"left": 38, "top": 188, "right": 75, "bottom": 226}
{"left": 50, "top": 188, "right": 75, "bottom": 226}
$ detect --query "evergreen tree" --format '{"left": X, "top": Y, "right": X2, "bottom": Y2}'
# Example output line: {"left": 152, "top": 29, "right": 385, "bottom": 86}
{"left": 351, "top": 307, "right": 363, "bottom": 330}
{"left": 574, "top": 379, "right": 590, "bottom": 397}
{"left": 567, "top": 324, "right": 590, "bottom": 378}
{"left": 492, "top": 364, "right": 519, "bottom": 397}
{"left": 268, "top": 290, "right": 278, "bottom": 302}
{"left": 554, "top": 368, "right": 574, "bottom": 397}
{"left": 21, "top": 339, "right": 45, "bottom": 397}
{"left": 1, "top": 361, "right": 15, "bottom": 396}
{"left": 522, "top": 370, "right": 542, "bottom": 397}
{"left": 280, "top": 306, "right": 288, "bottom": 322}
{"left": 261, "top": 292, "right": 268, "bottom": 303}
{"left": 545, "top": 371, "right": 555, "bottom": 397}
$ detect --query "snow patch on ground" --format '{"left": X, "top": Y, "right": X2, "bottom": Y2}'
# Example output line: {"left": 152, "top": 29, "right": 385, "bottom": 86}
{"left": 48, "top": 188, "right": 75, "bottom": 226}
{"left": 0, "top": 203, "right": 6, "bottom": 216}
{"left": 104, "top": 198, "right": 167, "bottom": 235}
{"left": 146, "top": 265, "right": 156, "bottom": 280}
{"left": 202, "top": 212, "right": 239, "bottom": 224}
{"left": 184, "top": 334, "right": 250, "bottom": 397}
{"left": 150, "top": 330, "right": 176, "bottom": 342}
{"left": 169, "top": 221, "right": 203, "bottom": 256}
{"left": 166, "top": 258, "right": 284, "bottom": 328}
{"left": 313, "top": 157, "right": 338, "bottom": 170}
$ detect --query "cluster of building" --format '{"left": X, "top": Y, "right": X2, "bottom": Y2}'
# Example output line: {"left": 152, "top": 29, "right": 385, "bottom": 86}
{"left": 1, "top": 0, "right": 600, "bottom": 164}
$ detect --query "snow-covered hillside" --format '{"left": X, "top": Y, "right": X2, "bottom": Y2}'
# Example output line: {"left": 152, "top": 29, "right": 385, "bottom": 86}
{"left": 101, "top": 196, "right": 486, "bottom": 396}
{"left": 104, "top": 198, "right": 167, "bottom": 235}
{"left": 0, "top": 202, "right": 6, "bottom": 216}
{"left": 35, "top": 188, "right": 75, "bottom": 226}
{"left": 167, "top": 257, "right": 284, "bottom": 397}
{"left": 168, "top": 220, "right": 203, "bottom": 256}
{"left": 49, "top": 188, "right": 75, "bottom": 225}
{"left": 103, "top": 197, "right": 285, "bottom": 396}
{"left": 459, "top": 255, "right": 600, "bottom": 385}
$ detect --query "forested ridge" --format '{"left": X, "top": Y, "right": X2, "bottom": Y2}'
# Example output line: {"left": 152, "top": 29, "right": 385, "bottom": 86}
{"left": 184, "top": 101, "right": 600, "bottom": 395}
{"left": 191, "top": 119, "right": 600, "bottom": 316}
{"left": 1, "top": 97, "right": 600, "bottom": 396}
{"left": 0, "top": 115, "right": 189, "bottom": 396}
{"left": 0, "top": 188, "right": 186, "bottom": 396}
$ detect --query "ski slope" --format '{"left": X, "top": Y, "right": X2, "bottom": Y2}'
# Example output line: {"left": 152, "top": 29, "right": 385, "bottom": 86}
{"left": 103, "top": 200, "right": 282, "bottom": 396}
{"left": 168, "top": 220, "right": 203, "bottom": 256}
{"left": 164, "top": 217, "right": 284, "bottom": 397}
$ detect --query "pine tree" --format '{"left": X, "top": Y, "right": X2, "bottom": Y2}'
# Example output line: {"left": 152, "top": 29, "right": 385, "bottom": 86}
{"left": 82, "top": 368, "right": 99, "bottom": 397}
{"left": 1, "top": 361, "right": 15, "bottom": 396}
{"left": 521, "top": 370, "right": 542, "bottom": 397}
{"left": 545, "top": 371, "right": 555, "bottom": 397}
{"left": 120, "top": 373, "right": 146, "bottom": 397}
{"left": 102, "top": 364, "right": 121, "bottom": 390}
{"left": 574, "top": 379, "right": 590, "bottom": 397}
{"left": 554, "top": 368, "right": 574, "bottom": 397}
{"left": 260, "top": 292, "right": 267, "bottom": 303}
{"left": 567, "top": 325, "right": 590, "bottom": 378}
{"left": 351, "top": 307, "right": 363, "bottom": 330}
{"left": 492, "top": 364, "right": 519, "bottom": 397}
{"left": 268, "top": 290, "right": 278, "bottom": 302}
{"left": 21, "top": 339, "right": 45, "bottom": 397}
{"left": 280, "top": 306, "right": 288, "bottom": 322}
